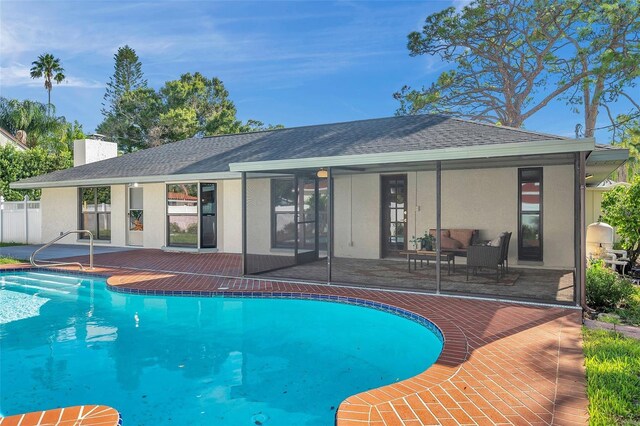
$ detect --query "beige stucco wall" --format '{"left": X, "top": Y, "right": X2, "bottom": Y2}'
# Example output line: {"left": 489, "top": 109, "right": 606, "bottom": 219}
{"left": 110, "top": 185, "right": 126, "bottom": 246}
{"left": 333, "top": 174, "right": 381, "bottom": 259}
{"left": 331, "top": 165, "right": 575, "bottom": 268}
{"left": 40, "top": 187, "right": 78, "bottom": 243}
{"left": 142, "top": 183, "right": 167, "bottom": 248}
{"left": 220, "top": 179, "right": 242, "bottom": 253}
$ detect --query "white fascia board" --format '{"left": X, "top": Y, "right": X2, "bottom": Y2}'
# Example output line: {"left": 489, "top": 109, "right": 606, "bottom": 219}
{"left": 10, "top": 172, "right": 242, "bottom": 189}
{"left": 229, "top": 138, "right": 596, "bottom": 172}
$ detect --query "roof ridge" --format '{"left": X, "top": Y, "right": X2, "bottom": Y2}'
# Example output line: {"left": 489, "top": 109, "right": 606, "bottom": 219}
{"left": 201, "top": 113, "right": 570, "bottom": 141}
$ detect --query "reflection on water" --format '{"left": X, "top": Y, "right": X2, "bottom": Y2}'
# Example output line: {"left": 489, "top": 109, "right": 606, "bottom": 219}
{"left": 0, "top": 272, "right": 442, "bottom": 425}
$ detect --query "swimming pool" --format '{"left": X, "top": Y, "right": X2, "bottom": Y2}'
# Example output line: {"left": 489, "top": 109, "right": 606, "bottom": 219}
{"left": 0, "top": 270, "right": 443, "bottom": 425}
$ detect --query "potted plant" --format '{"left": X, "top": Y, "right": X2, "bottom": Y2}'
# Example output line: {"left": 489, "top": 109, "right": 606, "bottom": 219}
{"left": 410, "top": 232, "right": 435, "bottom": 250}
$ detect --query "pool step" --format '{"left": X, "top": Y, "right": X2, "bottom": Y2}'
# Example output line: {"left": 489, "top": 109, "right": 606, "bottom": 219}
{"left": 0, "top": 280, "right": 71, "bottom": 294}
{"left": 14, "top": 272, "right": 85, "bottom": 285}
{"left": 0, "top": 274, "right": 81, "bottom": 288}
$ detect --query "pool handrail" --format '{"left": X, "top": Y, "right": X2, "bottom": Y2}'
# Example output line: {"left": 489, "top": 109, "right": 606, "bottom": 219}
{"left": 30, "top": 230, "right": 94, "bottom": 271}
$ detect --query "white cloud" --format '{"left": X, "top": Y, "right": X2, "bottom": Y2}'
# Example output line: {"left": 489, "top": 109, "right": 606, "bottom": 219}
{"left": 0, "top": 63, "right": 104, "bottom": 89}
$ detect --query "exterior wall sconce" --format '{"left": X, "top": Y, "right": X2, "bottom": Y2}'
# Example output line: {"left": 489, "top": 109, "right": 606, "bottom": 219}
{"left": 316, "top": 168, "right": 328, "bottom": 178}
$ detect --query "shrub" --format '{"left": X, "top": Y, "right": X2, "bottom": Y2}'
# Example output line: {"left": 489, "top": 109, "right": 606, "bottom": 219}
{"left": 586, "top": 261, "right": 635, "bottom": 311}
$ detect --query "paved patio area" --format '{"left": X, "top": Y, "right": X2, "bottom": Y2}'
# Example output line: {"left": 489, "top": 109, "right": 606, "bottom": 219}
{"left": 263, "top": 257, "right": 575, "bottom": 304}
{"left": 1, "top": 250, "right": 588, "bottom": 425}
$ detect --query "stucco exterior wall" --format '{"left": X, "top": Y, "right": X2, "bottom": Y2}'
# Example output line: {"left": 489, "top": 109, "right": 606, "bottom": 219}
{"left": 333, "top": 174, "right": 381, "bottom": 259}
{"left": 40, "top": 187, "right": 78, "bottom": 243}
{"left": 245, "top": 178, "right": 281, "bottom": 255}
{"left": 110, "top": 185, "right": 126, "bottom": 246}
{"left": 331, "top": 165, "right": 575, "bottom": 268}
{"left": 220, "top": 179, "right": 242, "bottom": 253}
{"left": 142, "top": 183, "right": 167, "bottom": 248}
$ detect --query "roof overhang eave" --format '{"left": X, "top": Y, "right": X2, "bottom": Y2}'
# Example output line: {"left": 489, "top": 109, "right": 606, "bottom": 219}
{"left": 229, "top": 138, "right": 596, "bottom": 172}
{"left": 10, "top": 171, "right": 242, "bottom": 190}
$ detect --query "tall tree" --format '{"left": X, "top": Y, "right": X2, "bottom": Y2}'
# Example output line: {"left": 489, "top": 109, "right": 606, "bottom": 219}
{"left": 0, "top": 97, "right": 84, "bottom": 150}
{"left": 612, "top": 116, "right": 640, "bottom": 182}
{"left": 102, "top": 45, "right": 147, "bottom": 116}
{"left": 395, "top": 0, "right": 640, "bottom": 133}
{"left": 562, "top": 0, "right": 640, "bottom": 137}
{"left": 29, "top": 53, "right": 65, "bottom": 113}
{"left": 97, "top": 88, "right": 161, "bottom": 152}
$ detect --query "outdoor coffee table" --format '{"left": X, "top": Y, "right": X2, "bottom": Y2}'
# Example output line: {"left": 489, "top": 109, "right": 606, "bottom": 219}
{"left": 400, "top": 250, "right": 455, "bottom": 274}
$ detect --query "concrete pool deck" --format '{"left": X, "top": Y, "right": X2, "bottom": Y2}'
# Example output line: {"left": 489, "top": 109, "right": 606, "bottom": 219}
{"left": 0, "top": 252, "right": 588, "bottom": 425}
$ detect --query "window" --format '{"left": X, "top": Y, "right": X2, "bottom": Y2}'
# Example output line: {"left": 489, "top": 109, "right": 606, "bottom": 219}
{"left": 79, "top": 187, "right": 111, "bottom": 240}
{"left": 518, "top": 168, "right": 543, "bottom": 261}
{"left": 167, "top": 183, "right": 198, "bottom": 247}
{"left": 271, "top": 179, "right": 296, "bottom": 248}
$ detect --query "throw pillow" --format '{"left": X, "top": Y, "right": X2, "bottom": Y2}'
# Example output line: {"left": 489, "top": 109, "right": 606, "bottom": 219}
{"left": 450, "top": 229, "right": 474, "bottom": 248}
{"left": 441, "top": 236, "right": 463, "bottom": 249}
{"left": 429, "top": 229, "right": 450, "bottom": 239}
{"left": 488, "top": 236, "right": 502, "bottom": 247}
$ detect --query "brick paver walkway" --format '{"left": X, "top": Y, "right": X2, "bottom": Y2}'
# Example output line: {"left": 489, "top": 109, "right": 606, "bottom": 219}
{"left": 1, "top": 250, "right": 588, "bottom": 425}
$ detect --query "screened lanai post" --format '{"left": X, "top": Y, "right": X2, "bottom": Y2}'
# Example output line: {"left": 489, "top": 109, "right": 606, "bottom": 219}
{"left": 436, "top": 160, "right": 442, "bottom": 294}
{"left": 241, "top": 171, "right": 247, "bottom": 275}
{"left": 327, "top": 167, "right": 333, "bottom": 283}
{"left": 577, "top": 152, "right": 587, "bottom": 307}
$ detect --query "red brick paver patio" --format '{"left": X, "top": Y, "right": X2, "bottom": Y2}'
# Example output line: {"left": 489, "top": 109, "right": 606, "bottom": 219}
{"left": 2, "top": 250, "right": 588, "bottom": 425}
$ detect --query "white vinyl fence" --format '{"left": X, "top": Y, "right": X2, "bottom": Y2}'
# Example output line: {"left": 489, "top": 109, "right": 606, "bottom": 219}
{"left": 0, "top": 195, "right": 41, "bottom": 244}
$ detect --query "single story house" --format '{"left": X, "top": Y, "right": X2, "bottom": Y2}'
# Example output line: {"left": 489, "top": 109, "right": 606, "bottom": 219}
{"left": 12, "top": 114, "right": 628, "bottom": 306}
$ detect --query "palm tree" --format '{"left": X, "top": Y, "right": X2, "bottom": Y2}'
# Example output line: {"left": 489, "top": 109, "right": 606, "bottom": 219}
{"left": 30, "top": 53, "right": 65, "bottom": 113}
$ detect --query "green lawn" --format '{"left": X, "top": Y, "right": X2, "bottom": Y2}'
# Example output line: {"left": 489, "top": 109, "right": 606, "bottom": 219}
{"left": 583, "top": 328, "right": 640, "bottom": 425}
{"left": 0, "top": 257, "right": 24, "bottom": 264}
{"left": 0, "top": 242, "right": 24, "bottom": 247}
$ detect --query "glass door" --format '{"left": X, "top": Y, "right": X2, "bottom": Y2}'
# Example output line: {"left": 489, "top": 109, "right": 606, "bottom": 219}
{"left": 296, "top": 176, "right": 319, "bottom": 264}
{"left": 381, "top": 174, "right": 407, "bottom": 257}
{"left": 200, "top": 183, "right": 217, "bottom": 248}
{"left": 518, "top": 168, "right": 543, "bottom": 260}
{"left": 127, "top": 186, "right": 143, "bottom": 246}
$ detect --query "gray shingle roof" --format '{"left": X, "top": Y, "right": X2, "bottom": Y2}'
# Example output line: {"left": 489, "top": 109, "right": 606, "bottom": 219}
{"left": 15, "top": 114, "right": 569, "bottom": 186}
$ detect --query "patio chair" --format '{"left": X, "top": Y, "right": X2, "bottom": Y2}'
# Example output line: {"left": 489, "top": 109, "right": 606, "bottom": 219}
{"left": 466, "top": 233, "right": 508, "bottom": 282}
{"left": 499, "top": 232, "right": 512, "bottom": 275}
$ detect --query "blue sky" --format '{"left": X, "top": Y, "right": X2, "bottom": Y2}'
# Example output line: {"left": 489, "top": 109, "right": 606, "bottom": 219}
{"left": 0, "top": 0, "right": 633, "bottom": 142}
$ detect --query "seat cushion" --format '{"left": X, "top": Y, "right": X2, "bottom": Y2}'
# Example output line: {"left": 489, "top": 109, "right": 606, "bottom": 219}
{"left": 441, "top": 236, "right": 463, "bottom": 249}
{"left": 429, "top": 229, "right": 450, "bottom": 239}
{"left": 450, "top": 229, "right": 475, "bottom": 248}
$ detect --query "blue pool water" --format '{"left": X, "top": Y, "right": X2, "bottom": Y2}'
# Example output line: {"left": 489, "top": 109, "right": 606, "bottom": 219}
{"left": 0, "top": 271, "right": 443, "bottom": 425}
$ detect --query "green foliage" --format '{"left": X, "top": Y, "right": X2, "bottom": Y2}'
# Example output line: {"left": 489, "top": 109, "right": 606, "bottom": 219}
{"left": 98, "top": 88, "right": 162, "bottom": 152}
{"left": 583, "top": 328, "right": 640, "bottom": 425}
{"left": 0, "top": 97, "right": 84, "bottom": 151}
{"left": 102, "top": 45, "right": 147, "bottom": 116}
{"left": 586, "top": 261, "right": 635, "bottom": 311}
{"left": 601, "top": 176, "right": 640, "bottom": 265}
{"left": 0, "top": 257, "right": 24, "bottom": 265}
{"left": 612, "top": 117, "right": 640, "bottom": 182}
{"left": 29, "top": 53, "right": 65, "bottom": 110}
{"left": 98, "top": 68, "right": 281, "bottom": 151}
{"left": 396, "top": 0, "right": 640, "bottom": 134}
{"left": 0, "top": 144, "right": 72, "bottom": 201}
{"left": 615, "top": 286, "right": 640, "bottom": 326}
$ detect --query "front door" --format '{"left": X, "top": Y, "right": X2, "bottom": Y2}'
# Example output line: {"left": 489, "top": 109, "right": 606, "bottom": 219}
{"left": 381, "top": 174, "right": 407, "bottom": 257}
{"left": 200, "top": 183, "right": 217, "bottom": 248}
{"left": 127, "top": 186, "right": 143, "bottom": 246}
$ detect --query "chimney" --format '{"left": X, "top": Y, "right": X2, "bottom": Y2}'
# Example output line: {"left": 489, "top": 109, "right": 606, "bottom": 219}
{"left": 73, "top": 135, "right": 118, "bottom": 167}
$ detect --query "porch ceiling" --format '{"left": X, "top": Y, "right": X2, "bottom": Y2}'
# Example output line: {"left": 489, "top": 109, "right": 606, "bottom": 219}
{"left": 586, "top": 147, "right": 629, "bottom": 187}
